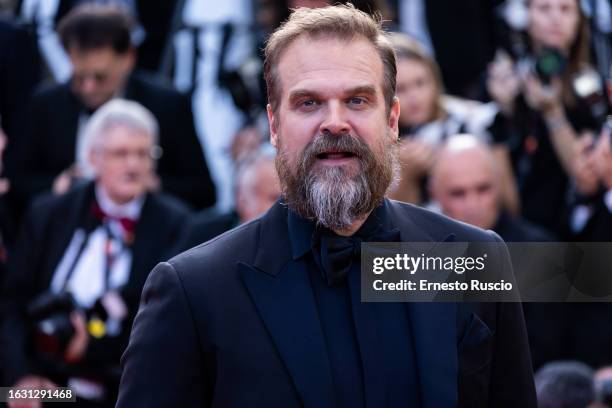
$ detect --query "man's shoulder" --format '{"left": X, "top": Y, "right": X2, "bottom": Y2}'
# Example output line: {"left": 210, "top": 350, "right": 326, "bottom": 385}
{"left": 387, "top": 200, "right": 500, "bottom": 243}
{"left": 31, "top": 81, "right": 72, "bottom": 102}
{"left": 167, "top": 217, "right": 262, "bottom": 279}
{"left": 24, "top": 183, "right": 93, "bottom": 234}
{"left": 192, "top": 209, "right": 239, "bottom": 230}
{"left": 30, "top": 181, "right": 90, "bottom": 213}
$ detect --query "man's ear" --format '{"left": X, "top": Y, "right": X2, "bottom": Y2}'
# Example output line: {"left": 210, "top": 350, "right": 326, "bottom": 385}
{"left": 267, "top": 104, "right": 278, "bottom": 148}
{"left": 124, "top": 47, "right": 137, "bottom": 71}
{"left": 389, "top": 96, "right": 400, "bottom": 140}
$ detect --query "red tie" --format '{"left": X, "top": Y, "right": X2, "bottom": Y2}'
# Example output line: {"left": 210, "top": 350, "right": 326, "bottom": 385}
{"left": 92, "top": 202, "right": 137, "bottom": 235}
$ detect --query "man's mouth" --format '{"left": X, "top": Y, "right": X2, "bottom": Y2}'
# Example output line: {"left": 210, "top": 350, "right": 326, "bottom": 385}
{"left": 122, "top": 173, "right": 141, "bottom": 182}
{"left": 316, "top": 151, "right": 358, "bottom": 161}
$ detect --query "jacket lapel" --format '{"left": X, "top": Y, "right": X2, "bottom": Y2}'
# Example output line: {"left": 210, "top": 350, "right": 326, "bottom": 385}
{"left": 239, "top": 200, "right": 460, "bottom": 407}
{"left": 42, "top": 182, "right": 95, "bottom": 288}
{"left": 238, "top": 202, "right": 335, "bottom": 407}
{"left": 386, "top": 200, "right": 459, "bottom": 407}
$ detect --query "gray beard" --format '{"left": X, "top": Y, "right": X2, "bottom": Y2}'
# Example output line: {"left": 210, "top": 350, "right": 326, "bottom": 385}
{"left": 276, "top": 131, "right": 399, "bottom": 231}
{"left": 304, "top": 164, "right": 373, "bottom": 231}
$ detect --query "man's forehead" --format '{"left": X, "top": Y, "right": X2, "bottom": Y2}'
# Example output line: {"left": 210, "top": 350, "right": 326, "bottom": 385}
{"left": 440, "top": 162, "right": 495, "bottom": 187}
{"left": 276, "top": 35, "right": 384, "bottom": 96}
{"left": 69, "top": 46, "right": 123, "bottom": 63}
{"left": 103, "top": 125, "right": 152, "bottom": 143}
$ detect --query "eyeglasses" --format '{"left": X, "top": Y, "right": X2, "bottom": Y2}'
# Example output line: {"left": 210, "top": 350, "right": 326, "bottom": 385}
{"left": 100, "top": 145, "right": 163, "bottom": 162}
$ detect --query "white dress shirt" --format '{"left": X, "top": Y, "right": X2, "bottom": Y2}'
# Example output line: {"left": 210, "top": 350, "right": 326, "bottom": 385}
{"left": 50, "top": 186, "right": 144, "bottom": 308}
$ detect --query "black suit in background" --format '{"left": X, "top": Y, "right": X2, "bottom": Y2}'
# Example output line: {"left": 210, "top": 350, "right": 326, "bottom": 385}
{"left": 571, "top": 194, "right": 612, "bottom": 242}
{"left": 489, "top": 210, "right": 564, "bottom": 372}
{"left": 569, "top": 193, "right": 612, "bottom": 369}
{"left": 545, "top": 193, "right": 612, "bottom": 371}
{"left": 0, "top": 182, "right": 189, "bottom": 399}
{"left": 117, "top": 199, "right": 536, "bottom": 407}
{"left": 493, "top": 210, "right": 556, "bottom": 243}
{"left": 389, "top": 0, "right": 504, "bottom": 98}
{"left": 0, "top": 19, "right": 40, "bottom": 179}
{"left": 506, "top": 194, "right": 612, "bottom": 371}
{"left": 12, "top": 71, "right": 216, "bottom": 211}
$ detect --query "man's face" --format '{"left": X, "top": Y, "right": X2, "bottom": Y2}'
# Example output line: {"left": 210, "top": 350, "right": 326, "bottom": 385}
{"left": 90, "top": 124, "right": 154, "bottom": 204}
{"left": 268, "top": 36, "right": 400, "bottom": 230}
{"left": 432, "top": 148, "right": 500, "bottom": 230}
{"left": 69, "top": 47, "right": 134, "bottom": 110}
{"left": 396, "top": 59, "right": 437, "bottom": 127}
{"left": 528, "top": 0, "right": 580, "bottom": 51}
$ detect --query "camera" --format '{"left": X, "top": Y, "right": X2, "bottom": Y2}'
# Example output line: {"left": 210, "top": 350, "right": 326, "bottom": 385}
{"left": 27, "top": 291, "right": 77, "bottom": 358}
{"left": 535, "top": 47, "right": 566, "bottom": 85}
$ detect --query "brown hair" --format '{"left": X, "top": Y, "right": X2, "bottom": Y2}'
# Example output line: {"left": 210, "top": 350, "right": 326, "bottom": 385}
{"left": 263, "top": 3, "right": 396, "bottom": 114}
{"left": 58, "top": 3, "right": 134, "bottom": 54}
{"left": 388, "top": 32, "right": 446, "bottom": 121}
{"left": 527, "top": 0, "right": 591, "bottom": 106}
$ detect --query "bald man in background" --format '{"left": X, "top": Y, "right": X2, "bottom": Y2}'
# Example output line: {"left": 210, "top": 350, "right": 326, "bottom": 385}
{"left": 429, "top": 134, "right": 563, "bottom": 371}
{"left": 429, "top": 134, "right": 552, "bottom": 242}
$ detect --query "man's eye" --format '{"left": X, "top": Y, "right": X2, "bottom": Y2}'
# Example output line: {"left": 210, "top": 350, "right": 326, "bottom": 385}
{"left": 350, "top": 97, "right": 366, "bottom": 105}
{"left": 537, "top": 4, "right": 550, "bottom": 12}
{"left": 294, "top": 99, "right": 318, "bottom": 111}
{"left": 415, "top": 79, "right": 427, "bottom": 88}
{"left": 477, "top": 184, "right": 492, "bottom": 194}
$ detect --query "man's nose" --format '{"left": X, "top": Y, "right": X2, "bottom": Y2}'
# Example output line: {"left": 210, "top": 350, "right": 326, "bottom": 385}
{"left": 464, "top": 192, "right": 485, "bottom": 212}
{"left": 320, "top": 101, "right": 350, "bottom": 135}
{"left": 81, "top": 77, "right": 98, "bottom": 95}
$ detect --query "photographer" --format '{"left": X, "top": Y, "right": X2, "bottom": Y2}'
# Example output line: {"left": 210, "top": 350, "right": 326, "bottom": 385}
{"left": 386, "top": 33, "right": 519, "bottom": 210}
{"left": 0, "top": 99, "right": 189, "bottom": 407}
{"left": 486, "top": 0, "right": 610, "bottom": 235}
{"left": 568, "top": 119, "right": 612, "bottom": 241}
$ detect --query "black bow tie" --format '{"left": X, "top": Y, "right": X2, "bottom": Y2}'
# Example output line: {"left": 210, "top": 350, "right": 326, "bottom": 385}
{"left": 314, "top": 228, "right": 400, "bottom": 287}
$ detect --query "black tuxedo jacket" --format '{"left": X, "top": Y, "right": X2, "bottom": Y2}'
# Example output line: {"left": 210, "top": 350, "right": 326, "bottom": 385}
{"left": 493, "top": 210, "right": 555, "bottom": 242}
{"left": 0, "top": 182, "right": 190, "bottom": 386}
{"left": 117, "top": 199, "right": 536, "bottom": 407}
{"left": 573, "top": 195, "right": 612, "bottom": 242}
{"left": 0, "top": 19, "right": 40, "bottom": 169}
{"left": 12, "top": 72, "right": 216, "bottom": 210}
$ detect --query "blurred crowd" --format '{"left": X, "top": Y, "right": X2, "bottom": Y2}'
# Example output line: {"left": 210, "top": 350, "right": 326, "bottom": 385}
{"left": 0, "top": 0, "right": 611, "bottom": 406}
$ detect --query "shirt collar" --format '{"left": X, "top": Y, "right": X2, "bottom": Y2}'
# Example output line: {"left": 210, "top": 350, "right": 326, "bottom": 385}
{"left": 95, "top": 184, "right": 145, "bottom": 221}
{"left": 286, "top": 199, "right": 393, "bottom": 261}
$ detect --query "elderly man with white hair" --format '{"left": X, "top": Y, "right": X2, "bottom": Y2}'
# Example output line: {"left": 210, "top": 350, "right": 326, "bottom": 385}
{"left": 0, "top": 99, "right": 190, "bottom": 407}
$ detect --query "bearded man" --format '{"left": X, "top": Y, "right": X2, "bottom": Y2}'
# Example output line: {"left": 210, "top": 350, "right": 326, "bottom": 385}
{"left": 117, "top": 5, "right": 536, "bottom": 407}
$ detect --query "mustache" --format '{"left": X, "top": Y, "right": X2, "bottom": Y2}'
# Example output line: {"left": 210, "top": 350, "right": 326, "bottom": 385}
{"left": 276, "top": 128, "right": 399, "bottom": 230}
{"left": 300, "top": 132, "right": 372, "bottom": 169}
